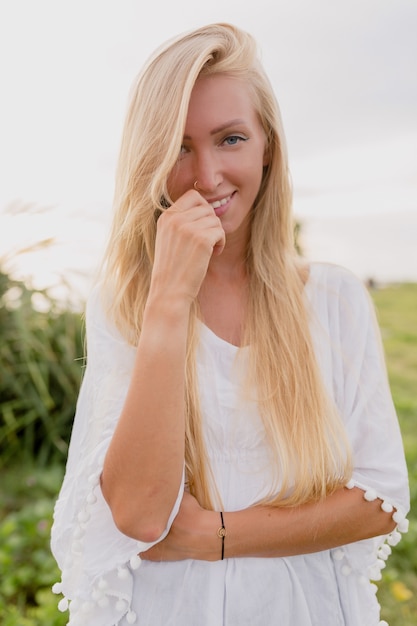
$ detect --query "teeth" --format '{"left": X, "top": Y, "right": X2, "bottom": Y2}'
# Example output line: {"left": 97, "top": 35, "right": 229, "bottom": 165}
{"left": 210, "top": 196, "right": 230, "bottom": 209}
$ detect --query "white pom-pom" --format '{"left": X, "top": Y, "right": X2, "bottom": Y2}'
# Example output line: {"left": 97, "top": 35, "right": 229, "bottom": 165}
{"left": 77, "top": 509, "right": 90, "bottom": 523}
{"left": 58, "top": 598, "right": 69, "bottom": 612}
{"left": 52, "top": 582, "right": 63, "bottom": 594}
{"left": 377, "top": 548, "right": 388, "bottom": 561}
{"left": 333, "top": 549, "right": 344, "bottom": 561}
{"left": 98, "top": 596, "right": 110, "bottom": 608}
{"left": 376, "top": 558, "right": 386, "bottom": 570}
{"left": 358, "top": 575, "right": 368, "bottom": 585}
{"left": 392, "top": 510, "right": 405, "bottom": 525}
{"left": 379, "top": 621, "right": 389, "bottom": 626}
{"left": 387, "top": 531, "right": 402, "bottom": 546}
{"left": 71, "top": 541, "right": 82, "bottom": 554}
{"left": 81, "top": 601, "right": 93, "bottom": 613}
{"left": 73, "top": 525, "right": 84, "bottom": 539}
{"left": 364, "top": 489, "right": 377, "bottom": 502}
{"left": 118, "top": 566, "right": 129, "bottom": 580}
{"left": 381, "top": 501, "right": 393, "bottom": 513}
{"left": 98, "top": 577, "right": 108, "bottom": 590}
{"left": 91, "top": 588, "right": 103, "bottom": 602}
{"left": 64, "top": 557, "right": 73, "bottom": 569}
{"left": 381, "top": 543, "right": 392, "bottom": 557}
{"left": 345, "top": 479, "right": 355, "bottom": 489}
{"left": 341, "top": 565, "right": 352, "bottom": 576}
{"left": 87, "top": 492, "right": 97, "bottom": 504}
{"left": 126, "top": 610, "right": 137, "bottom": 624}
{"left": 130, "top": 554, "right": 141, "bottom": 570}
{"left": 397, "top": 518, "right": 409, "bottom": 533}
{"left": 368, "top": 566, "right": 383, "bottom": 581}
{"left": 116, "top": 599, "right": 127, "bottom": 612}
{"left": 88, "top": 472, "right": 100, "bottom": 485}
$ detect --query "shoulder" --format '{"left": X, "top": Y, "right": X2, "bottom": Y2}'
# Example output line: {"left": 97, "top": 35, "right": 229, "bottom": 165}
{"left": 307, "top": 262, "right": 365, "bottom": 292}
{"left": 306, "top": 262, "right": 370, "bottom": 302}
{"left": 85, "top": 281, "right": 128, "bottom": 346}
{"left": 84, "top": 282, "right": 108, "bottom": 330}
{"left": 305, "top": 262, "right": 375, "bottom": 327}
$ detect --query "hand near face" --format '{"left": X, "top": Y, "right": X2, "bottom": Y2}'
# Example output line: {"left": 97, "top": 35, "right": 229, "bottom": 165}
{"left": 150, "top": 189, "right": 226, "bottom": 304}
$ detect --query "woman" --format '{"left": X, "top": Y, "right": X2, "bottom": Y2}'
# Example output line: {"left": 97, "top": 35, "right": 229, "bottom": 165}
{"left": 51, "top": 23, "right": 409, "bottom": 626}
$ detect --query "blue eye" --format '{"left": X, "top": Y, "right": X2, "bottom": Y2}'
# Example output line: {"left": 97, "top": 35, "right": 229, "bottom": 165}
{"left": 223, "top": 135, "right": 247, "bottom": 146}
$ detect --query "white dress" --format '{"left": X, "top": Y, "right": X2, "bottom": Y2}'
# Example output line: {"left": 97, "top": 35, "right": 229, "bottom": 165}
{"left": 51, "top": 263, "right": 410, "bottom": 626}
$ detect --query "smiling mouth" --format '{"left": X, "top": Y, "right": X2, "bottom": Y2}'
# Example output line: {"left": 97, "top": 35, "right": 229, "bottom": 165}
{"left": 209, "top": 195, "right": 232, "bottom": 210}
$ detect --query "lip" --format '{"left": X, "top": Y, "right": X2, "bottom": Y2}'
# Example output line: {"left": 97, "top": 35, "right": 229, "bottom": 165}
{"left": 208, "top": 192, "right": 235, "bottom": 217}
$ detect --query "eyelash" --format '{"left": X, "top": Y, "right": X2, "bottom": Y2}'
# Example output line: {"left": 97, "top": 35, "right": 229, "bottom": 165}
{"left": 178, "top": 135, "right": 248, "bottom": 157}
{"left": 222, "top": 135, "right": 248, "bottom": 146}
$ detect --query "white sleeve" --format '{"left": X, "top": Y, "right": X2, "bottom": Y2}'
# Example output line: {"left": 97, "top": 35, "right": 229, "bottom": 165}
{"left": 50, "top": 284, "right": 184, "bottom": 625}
{"left": 309, "top": 264, "right": 409, "bottom": 593}
{"left": 334, "top": 269, "right": 409, "bottom": 514}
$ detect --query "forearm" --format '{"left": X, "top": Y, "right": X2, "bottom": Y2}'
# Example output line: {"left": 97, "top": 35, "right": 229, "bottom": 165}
{"left": 101, "top": 192, "right": 226, "bottom": 542}
{"left": 140, "top": 486, "right": 400, "bottom": 563}
{"left": 224, "top": 487, "right": 397, "bottom": 558}
{"left": 101, "top": 294, "right": 190, "bottom": 542}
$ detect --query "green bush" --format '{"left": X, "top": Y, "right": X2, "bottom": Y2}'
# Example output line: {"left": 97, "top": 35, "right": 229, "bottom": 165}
{"left": 0, "top": 267, "right": 83, "bottom": 621}
{"left": 0, "top": 464, "right": 67, "bottom": 626}
{"left": 0, "top": 269, "right": 84, "bottom": 468}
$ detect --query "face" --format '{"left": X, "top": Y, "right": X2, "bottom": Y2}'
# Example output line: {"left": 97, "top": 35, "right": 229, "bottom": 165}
{"left": 167, "top": 74, "right": 268, "bottom": 240}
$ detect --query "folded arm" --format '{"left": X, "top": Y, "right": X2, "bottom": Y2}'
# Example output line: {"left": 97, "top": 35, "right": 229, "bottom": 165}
{"left": 141, "top": 486, "right": 399, "bottom": 562}
{"left": 100, "top": 191, "right": 225, "bottom": 543}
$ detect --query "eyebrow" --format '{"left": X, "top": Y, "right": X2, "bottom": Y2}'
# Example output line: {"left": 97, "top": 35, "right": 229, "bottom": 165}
{"left": 183, "top": 119, "right": 247, "bottom": 140}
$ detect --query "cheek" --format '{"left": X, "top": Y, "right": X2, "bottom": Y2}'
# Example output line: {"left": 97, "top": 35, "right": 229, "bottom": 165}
{"left": 243, "top": 148, "right": 265, "bottom": 188}
{"left": 167, "top": 158, "right": 195, "bottom": 202}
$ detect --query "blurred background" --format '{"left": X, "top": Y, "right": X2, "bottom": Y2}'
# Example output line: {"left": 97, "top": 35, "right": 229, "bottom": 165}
{"left": 1, "top": 0, "right": 416, "bottom": 299}
{"left": 0, "top": 1, "right": 416, "bottom": 624}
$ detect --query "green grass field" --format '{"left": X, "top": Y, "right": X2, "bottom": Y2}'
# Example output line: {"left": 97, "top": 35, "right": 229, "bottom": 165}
{"left": 372, "top": 283, "right": 417, "bottom": 624}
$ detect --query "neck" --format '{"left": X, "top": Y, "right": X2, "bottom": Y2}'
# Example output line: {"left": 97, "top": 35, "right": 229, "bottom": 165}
{"left": 199, "top": 234, "right": 249, "bottom": 347}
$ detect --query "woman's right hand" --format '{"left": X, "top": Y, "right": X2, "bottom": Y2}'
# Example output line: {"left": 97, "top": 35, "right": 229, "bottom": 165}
{"left": 150, "top": 189, "right": 226, "bottom": 304}
{"left": 102, "top": 190, "right": 225, "bottom": 542}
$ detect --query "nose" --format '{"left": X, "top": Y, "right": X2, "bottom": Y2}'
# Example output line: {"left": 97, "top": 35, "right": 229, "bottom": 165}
{"left": 193, "top": 150, "right": 223, "bottom": 194}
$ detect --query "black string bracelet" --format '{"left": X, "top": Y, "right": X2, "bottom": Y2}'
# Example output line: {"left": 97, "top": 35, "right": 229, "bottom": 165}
{"left": 217, "top": 511, "right": 226, "bottom": 560}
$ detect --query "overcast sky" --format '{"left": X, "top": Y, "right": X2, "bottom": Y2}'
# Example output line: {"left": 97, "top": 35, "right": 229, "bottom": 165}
{"left": 1, "top": 0, "right": 416, "bottom": 293}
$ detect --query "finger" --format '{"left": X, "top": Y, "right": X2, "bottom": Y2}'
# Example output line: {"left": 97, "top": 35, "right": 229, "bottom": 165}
{"left": 159, "top": 207, "right": 224, "bottom": 247}
{"left": 194, "top": 217, "right": 225, "bottom": 256}
{"left": 167, "top": 189, "right": 206, "bottom": 214}
{"left": 212, "top": 222, "right": 226, "bottom": 256}
{"left": 214, "top": 232, "right": 226, "bottom": 255}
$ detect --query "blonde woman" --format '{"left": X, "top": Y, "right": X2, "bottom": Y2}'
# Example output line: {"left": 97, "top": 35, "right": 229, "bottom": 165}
{"left": 51, "top": 23, "right": 409, "bottom": 626}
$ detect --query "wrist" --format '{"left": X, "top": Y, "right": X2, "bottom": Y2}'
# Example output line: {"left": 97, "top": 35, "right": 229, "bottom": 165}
{"left": 192, "top": 508, "right": 220, "bottom": 561}
{"left": 217, "top": 511, "right": 226, "bottom": 560}
{"left": 145, "top": 291, "right": 192, "bottom": 322}
{"left": 148, "top": 271, "right": 197, "bottom": 311}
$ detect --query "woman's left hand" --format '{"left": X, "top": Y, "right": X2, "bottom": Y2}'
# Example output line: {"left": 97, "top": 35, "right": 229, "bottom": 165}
{"left": 140, "top": 491, "right": 220, "bottom": 562}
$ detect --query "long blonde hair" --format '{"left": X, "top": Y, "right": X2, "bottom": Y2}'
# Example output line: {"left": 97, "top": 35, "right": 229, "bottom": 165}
{"left": 102, "top": 23, "right": 352, "bottom": 508}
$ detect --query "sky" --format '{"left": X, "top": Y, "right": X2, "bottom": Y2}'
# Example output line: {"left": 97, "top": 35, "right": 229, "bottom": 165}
{"left": 0, "top": 0, "right": 416, "bottom": 301}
